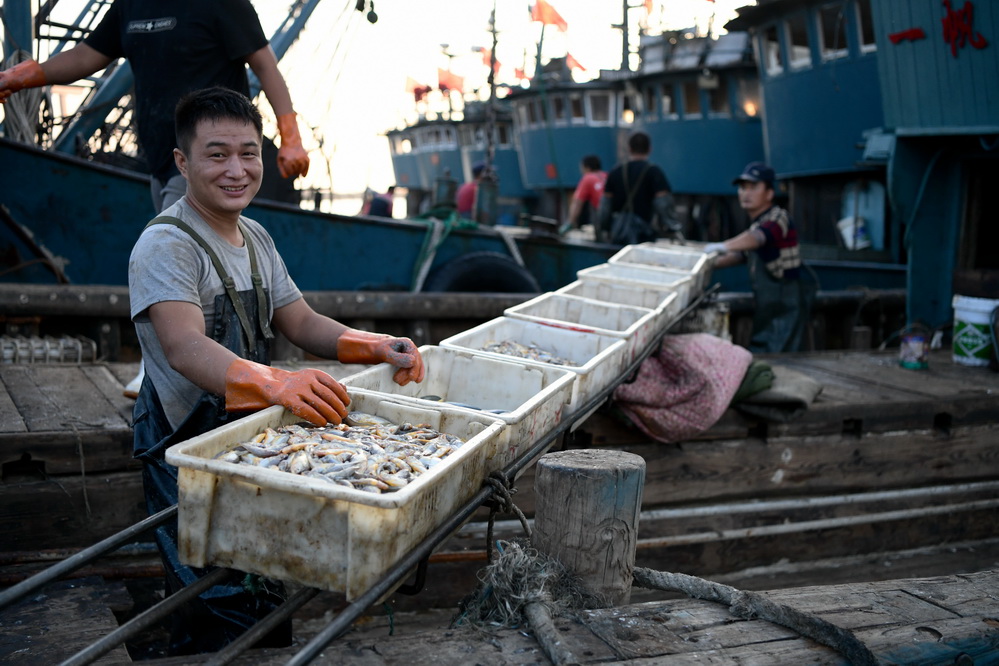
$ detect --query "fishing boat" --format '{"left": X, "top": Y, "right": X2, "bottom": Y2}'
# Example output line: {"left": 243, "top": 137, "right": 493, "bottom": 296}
{"left": 1, "top": 1, "right": 998, "bottom": 661}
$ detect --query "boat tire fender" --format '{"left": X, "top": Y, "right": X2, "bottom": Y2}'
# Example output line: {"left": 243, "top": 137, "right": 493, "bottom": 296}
{"left": 422, "top": 251, "right": 540, "bottom": 293}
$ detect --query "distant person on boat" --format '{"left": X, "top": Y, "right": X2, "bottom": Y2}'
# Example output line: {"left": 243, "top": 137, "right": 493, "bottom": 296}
{"left": 365, "top": 185, "right": 396, "bottom": 218}
{"left": 705, "top": 162, "right": 807, "bottom": 353}
{"left": 562, "top": 154, "right": 607, "bottom": 235}
{"left": 456, "top": 162, "right": 487, "bottom": 218}
{"left": 0, "top": 0, "right": 311, "bottom": 400}
{"left": 127, "top": 87, "right": 424, "bottom": 655}
{"left": 598, "top": 131, "right": 682, "bottom": 245}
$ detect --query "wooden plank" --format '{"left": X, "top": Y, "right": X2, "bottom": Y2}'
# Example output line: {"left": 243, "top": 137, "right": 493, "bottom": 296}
{"left": 0, "top": 378, "right": 26, "bottom": 434}
{"left": 0, "top": 471, "right": 147, "bottom": 551}
{"left": 0, "top": 429, "right": 138, "bottom": 475}
{"left": 508, "top": 424, "right": 999, "bottom": 515}
{"left": 235, "top": 571, "right": 999, "bottom": 665}
{"left": 780, "top": 351, "right": 999, "bottom": 399}
{"left": 80, "top": 364, "right": 137, "bottom": 425}
{"left": 1, "top": 365, "right": 130, "bottom": 432}
{"left": 0, "top": 577, "right": 132, "bottom": 664}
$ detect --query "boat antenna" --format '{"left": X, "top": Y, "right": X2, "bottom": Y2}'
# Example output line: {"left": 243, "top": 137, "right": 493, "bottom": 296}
{"left": 485, "top": 1, "right": 498, "bottom": 173}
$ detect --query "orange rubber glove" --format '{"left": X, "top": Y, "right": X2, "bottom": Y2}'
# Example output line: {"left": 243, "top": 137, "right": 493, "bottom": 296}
{"left": 336, "top": 329, "right": 425, "bottom": 386}
{"left": 0, "top": 60, "right": 47, "bottom": 104}
{"left": 224, "top": 358, "right": 349, "bottom": 426}
{"left": 275, "top": 112, "right": 310, "bottom": 179}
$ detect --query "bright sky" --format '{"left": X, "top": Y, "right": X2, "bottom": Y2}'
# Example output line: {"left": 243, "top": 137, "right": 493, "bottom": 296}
{"left": 5, "top": 0, "right": 750, "bottom": 205}
{"left": 260, "top": 0, "right": 750, "bottom": 199}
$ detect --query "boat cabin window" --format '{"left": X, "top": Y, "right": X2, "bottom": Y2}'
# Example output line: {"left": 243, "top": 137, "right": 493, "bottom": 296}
{"left": 569, "top": 94, "right": 585, "bottom": 123}
{"left": 737, "top": 77, "right": 760, "bottom": 118}
{"left": 855, "top": 0, "right": 877, "bottom": 53}
{"left": 818, "top": 2, "right": 849, "bottom": 61}
{"left": 762, "top": 25, "right": 784, "bottom": 77}
{"left": 618, "top": 92, "right": 637, "bottom": 125}
{"left": 459, "top": 126, "right": 475, "bottom": 146}
{"left": 785, "top": 12, "right": 812, "bottom": 70}
{"left": 682, "top": 80, "right": 702, "bottom": 118}
{"left": 588, "top": 92, "right": 612, "bottom": 125}
{"left": 533, "top": 99, "right": 546, "bottom": 125}
{"left": 526, "top": 100, "right": 539, "bottom": 126}
{"left": 705, "top": 74, "right": 729, "bottom": 116}
{"left": 662, "top": 84, "right": 676, "bottom": 118}
{"left": 644, "top": 86, "right": 658, "bottom": 118}
{"left": 552, "top": 95, "right": 568, "bottom": 124}
{"left": 496, "top": 124, "right": 510, "bottom": 147}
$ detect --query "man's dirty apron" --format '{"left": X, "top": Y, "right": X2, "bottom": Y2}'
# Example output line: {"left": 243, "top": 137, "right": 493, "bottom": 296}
{"left": 132, "top": 217, "right": 290, "bottom": 655}
{"left": 747, "top": 252, "right": 809, "bottom": 354}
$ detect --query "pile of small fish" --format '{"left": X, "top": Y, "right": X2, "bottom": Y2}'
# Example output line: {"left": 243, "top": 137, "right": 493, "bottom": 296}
{"left": 479, "top": 339, "right": 577, "bottom": 366}
{"left": 213, "top": 411, "right": 465, "bottom": 494}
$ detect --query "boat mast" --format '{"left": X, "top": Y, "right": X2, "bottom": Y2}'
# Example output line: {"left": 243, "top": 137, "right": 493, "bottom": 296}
{"left": 485, "top": 1, "right": 498, "bottom": 174}
{"left": 620, "top": 0, "right": 631, "bottom": 72}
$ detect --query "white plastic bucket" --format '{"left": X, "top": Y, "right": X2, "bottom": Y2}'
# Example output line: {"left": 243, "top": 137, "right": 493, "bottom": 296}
{"left": 836, "top": 216, "right": 871, "bottom": 250}
{"left": 952, "top": 294, "right": 999, "bottom": 366}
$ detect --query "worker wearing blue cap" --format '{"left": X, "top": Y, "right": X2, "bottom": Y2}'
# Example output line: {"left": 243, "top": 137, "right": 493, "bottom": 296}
{"left": 704, "top": 162, "right": 808, "bottom": 352}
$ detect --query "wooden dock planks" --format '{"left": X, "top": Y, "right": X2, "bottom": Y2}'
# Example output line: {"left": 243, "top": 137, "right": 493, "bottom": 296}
{"left": 239, "top": 570, "right": 999, "bottom": 664}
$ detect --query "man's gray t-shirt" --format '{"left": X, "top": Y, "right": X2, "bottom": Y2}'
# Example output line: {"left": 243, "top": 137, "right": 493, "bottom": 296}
{"left": 129, "top": 198, "right": 301, "bottom": 430}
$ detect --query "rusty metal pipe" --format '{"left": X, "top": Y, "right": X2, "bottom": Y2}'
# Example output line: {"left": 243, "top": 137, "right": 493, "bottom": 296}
{"left": 60, "top": 566, "right": 235, "bottom": 666}
{"left": 0, "top": 505, "right": 176, "bottom": 612}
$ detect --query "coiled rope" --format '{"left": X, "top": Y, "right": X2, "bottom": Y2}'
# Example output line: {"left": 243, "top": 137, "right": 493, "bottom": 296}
{"left": 3, "top": 50, "right": 46, "bottom": 145}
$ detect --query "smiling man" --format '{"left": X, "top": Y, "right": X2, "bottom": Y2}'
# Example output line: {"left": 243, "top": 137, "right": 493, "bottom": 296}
{"left": 127, "top": 86, "right": 424, "bottom": 654}
{"left": 704, "top": 162, "right": 807, "bottom": 353}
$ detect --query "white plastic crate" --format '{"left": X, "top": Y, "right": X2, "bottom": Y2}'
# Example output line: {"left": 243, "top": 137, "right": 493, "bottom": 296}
{"left": 439, "top": 316, "right": 629, "bottom": 412}
{"left": 341, "top": 345, "right": 575, "bottom": 468}
{"left": 609, "top": 243, "right": 714, "bottom": 292}
{"left": 504, "top": 292, "right": 658, "bottom": 357}
{"left": 165, "top": 394, "right": 505, "bottom": 600}
{"left": 577, "top": 262, "right": 695, "bottom": 309}
{"left": 555, "top": 279, "right": 681, "bottom": 336}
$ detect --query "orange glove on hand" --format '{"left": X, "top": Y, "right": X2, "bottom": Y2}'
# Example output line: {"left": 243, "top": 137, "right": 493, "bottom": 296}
{"left": 0, "top": 60, "right": 47, "bottom": 104}
{"left": 336, "top": 329, "right": 425, "bottom": 386}
{"left": 275, "top": 112, "right": 310, "bottom": 179}
{"left": 224, "top": 358, "right": 349, "bottom": 426}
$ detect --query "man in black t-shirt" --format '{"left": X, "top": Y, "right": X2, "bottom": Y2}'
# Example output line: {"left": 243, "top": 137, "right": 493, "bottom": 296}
{"left": 598, "top": 130, "right": 681, "bottom": 244}
{"left": 0, "top": 0, "right": 312, "bottom": 398}
{"left": 0, "top": 0, "right": 310, "bottom": 210}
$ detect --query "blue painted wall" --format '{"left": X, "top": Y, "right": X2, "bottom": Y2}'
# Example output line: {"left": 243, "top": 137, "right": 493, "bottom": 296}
{"left": 873, "top": 0, "right": 999, "bottom": 134}
{"left": 760, "top": 54, "right": 884, "bottom": 177}
{"left": 516, "top": 125, "right": 620, "bottom": 190}
{"left": 646, "top": 116, "right": 763, "bottom": 194}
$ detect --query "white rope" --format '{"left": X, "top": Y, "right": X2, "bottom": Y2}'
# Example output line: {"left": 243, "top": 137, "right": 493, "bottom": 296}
{"left": 3, "top": 50, "right": 47, "bottom": 145}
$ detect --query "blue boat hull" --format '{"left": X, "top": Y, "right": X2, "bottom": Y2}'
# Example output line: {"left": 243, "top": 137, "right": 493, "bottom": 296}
{"left": 0, "top": 138, "right": 614, "bottom": 292}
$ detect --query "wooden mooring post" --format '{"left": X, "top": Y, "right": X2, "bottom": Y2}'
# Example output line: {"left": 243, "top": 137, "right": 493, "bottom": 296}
{"left": 532, "top": 450, "right": 646, "bottom": 607}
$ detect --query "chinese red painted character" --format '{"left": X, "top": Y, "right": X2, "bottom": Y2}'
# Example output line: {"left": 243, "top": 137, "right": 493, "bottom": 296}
{"left": 941, "top": 0, "right": 989, "bottom": 58}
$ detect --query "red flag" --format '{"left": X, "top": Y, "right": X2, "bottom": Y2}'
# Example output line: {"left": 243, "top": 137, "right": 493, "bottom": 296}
{"left": 475, "top": 47, "right": 501, "bottom": 73}
{"left": 438, "top": 68, "right": 464, "bottom": 92}
{"left": 530, "top": 0, "right": 568, "bottom": 31}
{"left": 565, "top": 53, "right": 586, "bottom": 71}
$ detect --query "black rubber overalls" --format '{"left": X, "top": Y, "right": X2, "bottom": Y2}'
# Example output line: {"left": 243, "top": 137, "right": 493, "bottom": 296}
{"left": 131, "top": 217, "right": 290, "bottom": 655}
